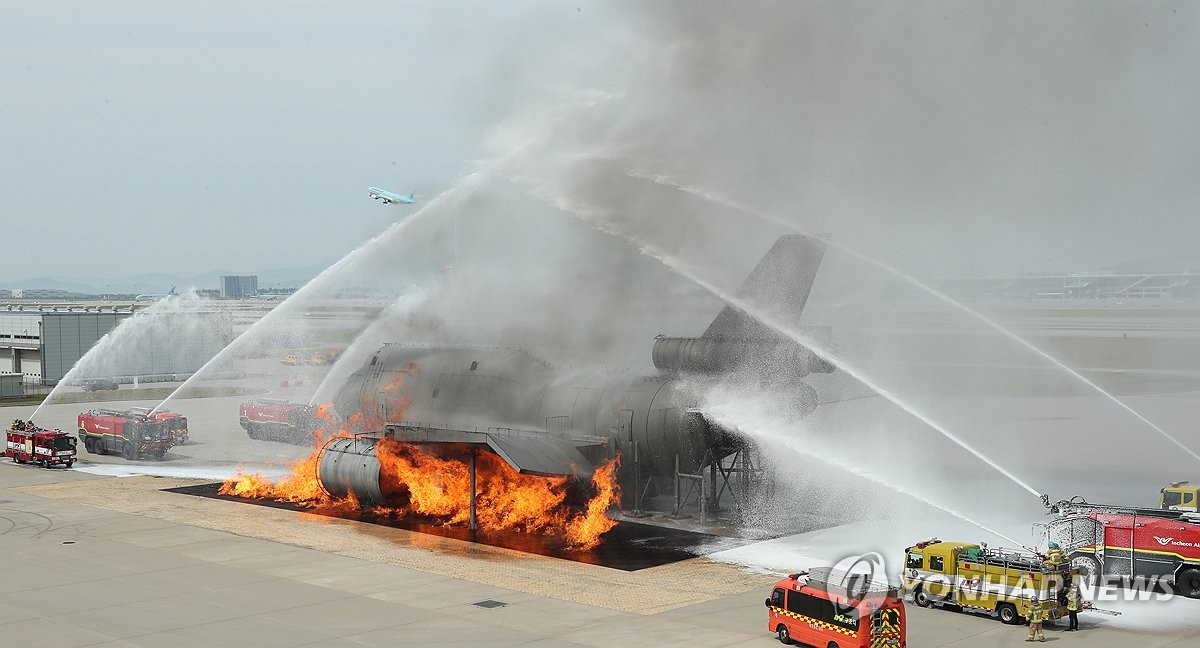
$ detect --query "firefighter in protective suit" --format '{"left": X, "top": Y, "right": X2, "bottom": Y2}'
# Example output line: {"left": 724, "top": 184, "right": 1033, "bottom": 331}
{"left": 1065, "top": 583, "right": 1081, "bottom": 631}
{"left": 1026, "top": 596, "right": 1046, "bottom": 642}
{"left": 1043, "top": 542, "right": 1067, "bottom": 567}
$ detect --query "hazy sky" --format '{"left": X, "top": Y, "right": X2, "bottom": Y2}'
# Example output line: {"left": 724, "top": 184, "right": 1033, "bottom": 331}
{"left": 2, "top": 1, "right": 606, "bottom": 282}
{"left": 4, "top": 2, "right": 1199, "bottom": 284}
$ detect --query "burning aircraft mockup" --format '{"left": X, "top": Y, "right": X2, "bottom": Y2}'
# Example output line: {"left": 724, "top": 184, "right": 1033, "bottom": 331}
{"left": 318, "top": 234, "right": 834, "bottom": 514}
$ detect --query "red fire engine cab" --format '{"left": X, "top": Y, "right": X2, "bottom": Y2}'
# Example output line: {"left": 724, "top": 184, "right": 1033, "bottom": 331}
{"left": 766, "top": 567, "right": 906, "bottom": 647}
{"left": 129, "top": 407, "right": 188, "bottom": 446}
{"left": 239, "top": 399, "right": 318, "bottom": 445}
{"left": 77, "top": 409, "right": 172, "bottom": 460}
{"left": 1045, "top": 495, "right": 1200, "bottom": 598}
{"left": 7, "top": 420, "right": 76, "bottom": 468}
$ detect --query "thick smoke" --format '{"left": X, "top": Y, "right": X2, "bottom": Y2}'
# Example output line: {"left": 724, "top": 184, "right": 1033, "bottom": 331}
{"left": 469, "top": 2, "right": 1200, "bottom": 524}
{"left": 55, "top": 3, "right": 1199, "bottom": 552}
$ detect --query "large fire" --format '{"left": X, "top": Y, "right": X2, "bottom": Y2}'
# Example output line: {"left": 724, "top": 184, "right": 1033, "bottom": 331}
{"left": 220, "top": 372, "right": 621, "bottom": 549}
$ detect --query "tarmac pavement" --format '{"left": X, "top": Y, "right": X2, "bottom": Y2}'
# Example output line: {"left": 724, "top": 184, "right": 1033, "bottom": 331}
{"left": 0, "top": 462, "right": 1197, "bottom": 647}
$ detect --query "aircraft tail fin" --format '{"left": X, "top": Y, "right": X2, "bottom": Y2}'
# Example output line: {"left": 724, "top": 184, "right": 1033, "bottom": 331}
{"left": 701, "top": 233, "right": 827, "bottom": 339}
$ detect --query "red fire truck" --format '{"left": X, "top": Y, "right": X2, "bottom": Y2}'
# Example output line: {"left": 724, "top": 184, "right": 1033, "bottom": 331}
{"left": 1045, "top": 494, "right": 1200, "bottom": 598}
{"left": 7, "top": 420, "right": 76, "bottom": 468}
{"left": 129, "top": 408, "right": 188, "bottom": 446}
{"left": 239, "top": 399, "right": 318, "bottom": 444}
{"left": 766, "top": 567, "right": 906, "bottom": 647}
{"left": 77, "top": 409, "right": 172, "bottom": 460}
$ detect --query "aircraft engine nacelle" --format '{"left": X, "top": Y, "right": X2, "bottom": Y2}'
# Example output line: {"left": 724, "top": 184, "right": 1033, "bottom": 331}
{"left": 651, "top": 334, "right": 833, "bottom": 377}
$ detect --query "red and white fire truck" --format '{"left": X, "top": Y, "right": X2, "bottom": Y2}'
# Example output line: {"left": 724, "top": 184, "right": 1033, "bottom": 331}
{"left": 77, "top": 409, "right": 172, "bottom": 460}
{"left": 129, "top": 407, "right": 188, "bottom": 446}
{"left": 239, "top": 399, "right": 318, "bottom": 444}
{"left": 766, "top": 567, "right": 906, "bottom": 647}
{"left": 7, "top": 420, "right": 76, "bottom": 468}
{"left": 1044, "top": 493, "right": 1200, "bottom": 598}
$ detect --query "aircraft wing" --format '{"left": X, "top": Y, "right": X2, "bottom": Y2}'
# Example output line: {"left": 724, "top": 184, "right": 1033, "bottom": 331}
{"left": 382, "top": 422, "right": 601, "bottom": 479}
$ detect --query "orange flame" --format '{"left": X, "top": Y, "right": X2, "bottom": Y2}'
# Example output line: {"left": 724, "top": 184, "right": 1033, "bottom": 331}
{"left": 219, "top": 362, "right": 621, "bottom": 549}
{"left": 222, "top": 438, "right": 620, "bottom": 549}
{"left": 567, "top": 454, "right": 621, "bottom": 549}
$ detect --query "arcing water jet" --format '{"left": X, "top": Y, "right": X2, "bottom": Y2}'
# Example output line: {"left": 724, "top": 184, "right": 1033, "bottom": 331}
{"left": 509, "top": 177, "right": 1046, "bottom": 501}
{"left": 631, "top": 169, "right": 1200, "bottom": 465}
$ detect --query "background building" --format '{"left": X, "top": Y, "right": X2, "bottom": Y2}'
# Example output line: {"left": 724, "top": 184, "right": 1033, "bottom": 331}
{"left": 0, "top": 307, "right": 233, "bottom": 386}
{"left": 220, "top": 275, "right": 258, "bottom": 299}
{"left": 0, "top": 373, "right": 22, "bottom": 399}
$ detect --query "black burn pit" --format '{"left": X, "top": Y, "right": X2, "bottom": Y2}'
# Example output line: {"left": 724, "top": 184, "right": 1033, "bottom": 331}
{"left": 164, "top": 482, "right": 748, "bottom": 571}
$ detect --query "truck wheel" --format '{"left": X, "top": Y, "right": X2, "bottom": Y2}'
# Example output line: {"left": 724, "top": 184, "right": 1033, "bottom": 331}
{"left": 913, "top": 587, "right": 933, "bottom": 608}
{"left": 39, "top": 459, "right": 47, "bottom": 469}
{"left": 1177, "top": 568, "right": 1200, "bottom": 598}
{"left": 83, "top": 437, "right": 96, "bottom": 454}
{"left": 67, "top": 460, "right": 74, "bottom": 468}
{"left": 1070, "top": 553, "right": 1101, "bottom": 592}
{"left": 775, "top": 624, "right": 791, "bottom": 645}
{"left": 123, "top": 442, "right": 137, "bottom": 461}
{"left": 997, "top": 603, "right": 1019, "bottom": 624}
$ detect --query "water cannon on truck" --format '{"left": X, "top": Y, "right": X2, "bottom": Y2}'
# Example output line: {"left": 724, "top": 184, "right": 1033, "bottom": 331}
{"left": 238, "top": 399, "right": 320, "bottom": 445}
{"left": 7, "top": 420, "right": 76, "bottom": 468}
{"left": 77, "top": 409, "right": 172, "bottom": 460}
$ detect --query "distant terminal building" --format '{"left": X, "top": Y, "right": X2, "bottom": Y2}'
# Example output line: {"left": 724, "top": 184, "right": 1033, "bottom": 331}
{"left": 0, "top": 306, "right": 233, "bottom": 387}
{"left": 935, "top": 272, "right": 1200, "bottom": 300}
{"left": 220, "top": 275, "right": 258, "bottom": 299}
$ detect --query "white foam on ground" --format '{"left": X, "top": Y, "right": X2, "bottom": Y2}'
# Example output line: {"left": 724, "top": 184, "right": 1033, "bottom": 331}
{"left": 710, "top": 509, "right": 1024, "bottom": 575}
{"left": 73, "top": 463, "right": 290, "bottom": 481}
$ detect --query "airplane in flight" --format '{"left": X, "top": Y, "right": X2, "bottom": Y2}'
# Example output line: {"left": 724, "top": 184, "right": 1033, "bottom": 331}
{"left": 134, "top": 286, "right": 176, "bottom": 301}
{"left": 367, "top": 187, "right": 415, "bottom": 205}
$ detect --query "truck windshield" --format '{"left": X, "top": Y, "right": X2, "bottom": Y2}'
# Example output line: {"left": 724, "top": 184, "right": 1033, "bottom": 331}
{"left": 52, "top": 437, "right": 76, "bottom": 451}
{"left": 134, "top": 423, "right": 167, "bottom": 440}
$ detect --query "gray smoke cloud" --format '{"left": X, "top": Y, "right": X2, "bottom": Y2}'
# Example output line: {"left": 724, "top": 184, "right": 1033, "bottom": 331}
{"left": 513, "top": 1, "right": 1200, "bottom": 277}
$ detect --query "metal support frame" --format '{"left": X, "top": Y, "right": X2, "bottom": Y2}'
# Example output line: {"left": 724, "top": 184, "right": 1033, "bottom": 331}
{"left": 672, "top": 454, "right": 708, "bottom": 523}
{"left": 671, "top": 443, "right": 771, "bottom": 523}
{"left": 632, "top": 441, "right": 642, "bottom": 515}
{"left": 468, "top": 448, "right": 478, "bottom": 532}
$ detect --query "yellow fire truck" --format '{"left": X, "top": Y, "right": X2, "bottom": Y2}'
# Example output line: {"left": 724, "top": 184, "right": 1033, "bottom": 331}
{"left": 1161, "top": 481, "right": 1200, "bottom": 512}
{"left": 901, "top": 539, "right": 1077, "bottom": 625}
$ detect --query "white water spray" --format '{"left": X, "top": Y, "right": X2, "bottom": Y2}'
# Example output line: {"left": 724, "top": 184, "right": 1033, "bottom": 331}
{"left": 33, "top": 290, "right": 225, "bottom": 419}
{"left": 152, "top": 92, "right": 617, "bottom": 415}
{"left": 308, "top": 287, "right": 431, "bottom": 406}
{"left": 701, "top": 390, "right": 1025, "bottom": 546}
{"left": 150, "top": 175, "right": 484, "bottom": 415}
{"left": 631, "top": 169, "right": 1200, "bottom": 465}
{"left": 509, "top": 179, "right": 1044, "bottom": 500}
